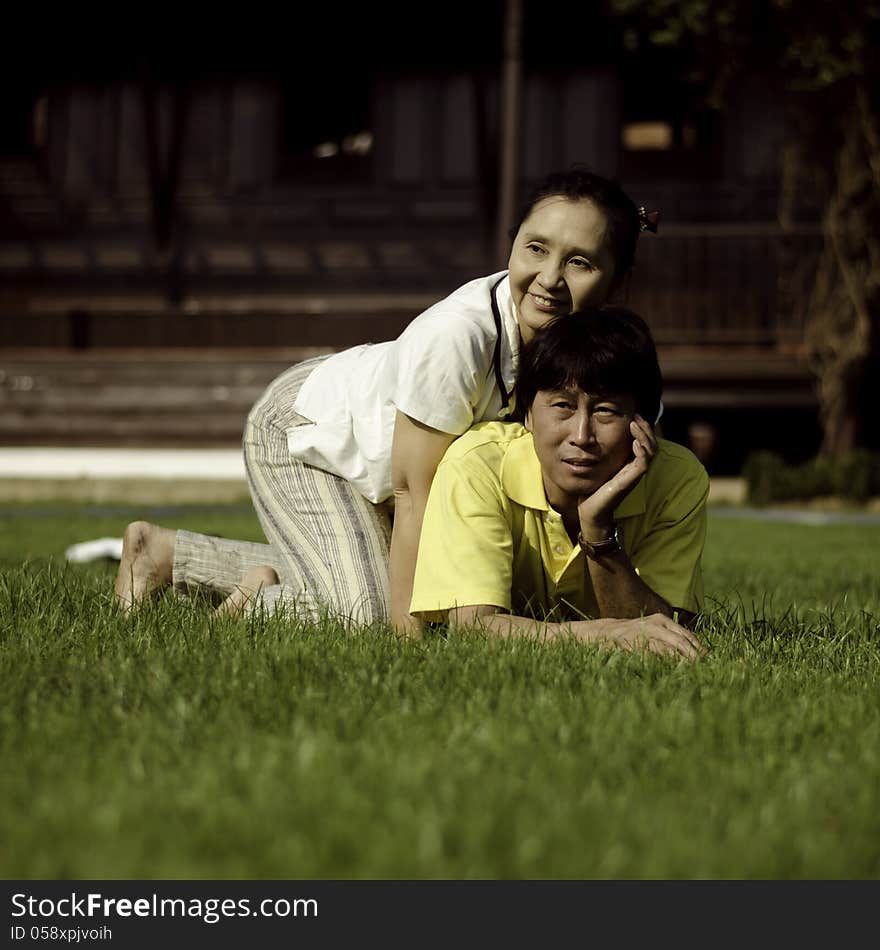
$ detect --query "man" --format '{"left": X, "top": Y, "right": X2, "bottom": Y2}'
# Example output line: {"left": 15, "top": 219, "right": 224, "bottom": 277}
{"left": 410, "top": 307, "right": 709, "bottom": 659}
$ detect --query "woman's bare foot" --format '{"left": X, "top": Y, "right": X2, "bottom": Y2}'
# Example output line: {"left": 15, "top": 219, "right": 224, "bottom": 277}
{"left": 215, "top": 565, "right": 279, "bottom": 619}
{"left": 115, "top": 521, "right": 175, "bottom": 611}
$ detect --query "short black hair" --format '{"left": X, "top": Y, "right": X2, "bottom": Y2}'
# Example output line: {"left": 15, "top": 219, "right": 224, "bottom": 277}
{"left": 515, "top": 307, "right": 662, "bottom": 422}
{"left": 509, "top": 166, "right": 641, "bottom": 289}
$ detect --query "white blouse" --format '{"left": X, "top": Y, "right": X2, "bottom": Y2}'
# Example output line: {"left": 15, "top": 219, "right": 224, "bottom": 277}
{"left": 288, "top": 271, "right": 520, "bottom": 503}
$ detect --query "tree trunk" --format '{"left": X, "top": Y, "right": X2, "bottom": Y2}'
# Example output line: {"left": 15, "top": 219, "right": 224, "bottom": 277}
{"left": 804, "top": 84, "right": 880, "bottom": 456}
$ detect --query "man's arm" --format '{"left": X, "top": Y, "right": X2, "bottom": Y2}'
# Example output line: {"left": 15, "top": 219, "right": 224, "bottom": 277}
{"left": 582, "top": 545, "right": 697, "bottom": 626}
{"left": 449, "top": 604, "right": 703, "bottom": 659}
{"left": 576, "top": 416, "right": 698, "bottom": 626}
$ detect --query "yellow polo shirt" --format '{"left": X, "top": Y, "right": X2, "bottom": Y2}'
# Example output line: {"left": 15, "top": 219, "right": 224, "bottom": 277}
{"left": 411, "top": 421, "right": 709, "bottom": 620}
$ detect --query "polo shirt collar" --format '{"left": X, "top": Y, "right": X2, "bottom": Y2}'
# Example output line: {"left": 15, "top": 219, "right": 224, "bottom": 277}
{"left": 500, "top": 429, "right": 648, "bottom": 519}
{"left": 500, "top": 430, "right": 548, "bottom": 510}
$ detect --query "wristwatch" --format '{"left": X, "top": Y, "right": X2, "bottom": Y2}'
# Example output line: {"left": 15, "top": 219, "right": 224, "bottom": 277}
{"left": 577, "top": 524, "right": 622, "bottom": 560}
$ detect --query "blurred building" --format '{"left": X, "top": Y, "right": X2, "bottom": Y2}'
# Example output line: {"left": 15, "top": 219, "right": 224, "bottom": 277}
{"left": 0, "top": 15, "right": 820, "bottom": 472}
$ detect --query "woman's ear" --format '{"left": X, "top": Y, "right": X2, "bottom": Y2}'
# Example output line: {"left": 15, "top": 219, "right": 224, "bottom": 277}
{"left": 524, "top": 410, "right": 533, "bottom": 433}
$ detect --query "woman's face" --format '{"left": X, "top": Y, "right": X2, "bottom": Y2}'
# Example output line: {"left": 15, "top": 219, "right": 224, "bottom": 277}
{"left": 508, "top": 196, "right": 617, "bottom": 344}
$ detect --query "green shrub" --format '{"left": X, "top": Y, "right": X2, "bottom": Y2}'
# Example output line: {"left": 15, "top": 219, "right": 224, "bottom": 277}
{"left": 742, "top": 452, "right": 782, "bottom": 506}
{"left": 743, "top": 450, "right": 880, "bottom": 505}
{"left": 832, "top": 450, "right": 880, "bottom": 503}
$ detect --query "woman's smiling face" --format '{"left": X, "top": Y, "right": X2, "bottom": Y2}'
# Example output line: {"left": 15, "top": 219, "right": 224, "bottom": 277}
{"left": 508, "top": 196, "right": 617, "bottom": 344}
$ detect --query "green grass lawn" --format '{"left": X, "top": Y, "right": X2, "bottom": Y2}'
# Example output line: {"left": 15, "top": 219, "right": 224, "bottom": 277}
{"left": 1, "top": 504, "right": 879, "bottom": 879}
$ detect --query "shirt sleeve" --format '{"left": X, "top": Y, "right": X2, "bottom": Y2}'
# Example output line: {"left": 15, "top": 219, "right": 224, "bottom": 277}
{"left": 410, "top": 454, "right": 514, "bottom": 616}
{"left": 628, "top": 460, "right": 710, "bottom": 614}
{"left": 392, "top": 310, "right": 494, "bottom": 436}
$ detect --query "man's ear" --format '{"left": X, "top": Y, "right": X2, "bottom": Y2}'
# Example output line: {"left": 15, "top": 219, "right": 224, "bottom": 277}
{"left": 524, "top": 409, "right": 533, "bottom": 433}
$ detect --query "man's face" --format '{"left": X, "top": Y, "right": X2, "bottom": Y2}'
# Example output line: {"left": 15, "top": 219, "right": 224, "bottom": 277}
{"left": 525, "top": 386, "right": 637, "bottom": 513}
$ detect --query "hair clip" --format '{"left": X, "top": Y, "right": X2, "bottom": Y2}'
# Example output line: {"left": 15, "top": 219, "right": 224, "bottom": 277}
{"left": 638, "top": 207, "right": 660, "bottom": 233}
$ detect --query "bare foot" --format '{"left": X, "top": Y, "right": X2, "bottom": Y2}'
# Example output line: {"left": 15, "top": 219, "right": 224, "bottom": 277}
{"left": 215, "top": 565, "right": 279, "bottom": 619}
{"left": 115, "top": 521, "right": 175, "bottom": 612}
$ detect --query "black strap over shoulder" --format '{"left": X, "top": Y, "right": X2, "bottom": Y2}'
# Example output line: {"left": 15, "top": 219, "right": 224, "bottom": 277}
{"left": 489, "top": 275, "right": 512, "bottom": 414}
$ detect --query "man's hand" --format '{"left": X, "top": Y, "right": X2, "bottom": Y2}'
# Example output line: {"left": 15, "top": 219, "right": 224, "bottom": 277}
{"left": 574, "top": 612, "right": 704, "bottom": 659}
{"left": 450, "top": 606, "right": 705, "bottom": 660}
{"left": 577, "top": 415, "right": 657, "bottom": 535}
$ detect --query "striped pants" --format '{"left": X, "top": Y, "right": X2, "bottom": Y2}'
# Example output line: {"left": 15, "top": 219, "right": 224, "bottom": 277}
{"left": 172, "top": 358, "right": 394, "bottom": 623}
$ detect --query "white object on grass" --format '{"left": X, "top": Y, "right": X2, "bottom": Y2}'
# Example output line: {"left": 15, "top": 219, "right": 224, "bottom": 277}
{"left": 65, "top": 537, "right": 124, "bottom": 563}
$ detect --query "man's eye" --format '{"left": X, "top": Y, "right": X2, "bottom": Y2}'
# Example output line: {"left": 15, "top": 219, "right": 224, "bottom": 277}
{"left": 526, "top": 243, "right": 545, "bottom": 254}
{"left": 552, "top": 401, "right": 576, "bottom": 411}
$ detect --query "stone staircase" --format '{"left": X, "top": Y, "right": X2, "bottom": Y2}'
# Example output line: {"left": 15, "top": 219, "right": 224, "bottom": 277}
{"left": 0, "top": 344, "right": 816, "bottom": 451}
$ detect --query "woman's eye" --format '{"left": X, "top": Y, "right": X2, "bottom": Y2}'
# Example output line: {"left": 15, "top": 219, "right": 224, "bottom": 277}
{"left": 569, "top": 258, "right": 593, "bottom": 270}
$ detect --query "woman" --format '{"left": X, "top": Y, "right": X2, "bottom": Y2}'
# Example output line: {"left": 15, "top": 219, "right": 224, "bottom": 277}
{"left": 116, "top": 167, "right": 655, "bottom": 633}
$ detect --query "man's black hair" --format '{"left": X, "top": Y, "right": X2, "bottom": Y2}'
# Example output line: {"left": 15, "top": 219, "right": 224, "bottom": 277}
{"left": 514, "top": 306, "right": 662, "bottom": 422}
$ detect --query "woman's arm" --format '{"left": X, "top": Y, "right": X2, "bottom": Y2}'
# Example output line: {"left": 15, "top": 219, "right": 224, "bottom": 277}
{"left": 449, "top": 605, "right": 703, "bottom": 659}
{"left": 390, "top": 411, "right": 457, "bottom": 636}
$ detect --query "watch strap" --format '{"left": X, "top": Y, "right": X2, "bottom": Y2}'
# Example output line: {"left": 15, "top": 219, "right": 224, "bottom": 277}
{"left": 577, "top": 525, "right": 622, "bottom": 560}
